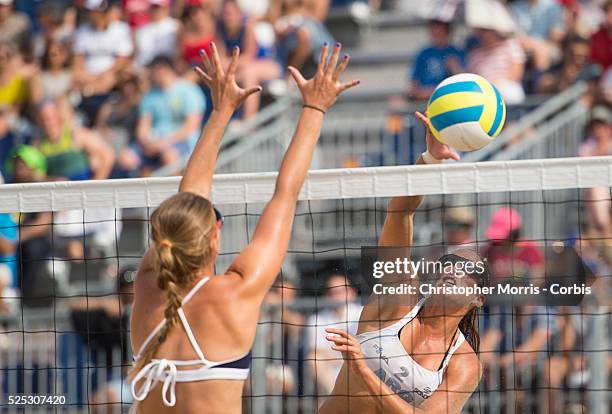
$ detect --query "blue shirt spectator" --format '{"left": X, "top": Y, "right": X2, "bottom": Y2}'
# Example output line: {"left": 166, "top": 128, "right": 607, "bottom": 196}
{"left": 510, "top": 0, "right": 565, "bottom": 73}
{"left": 511, "top": 0, "right": 565, "bottom": 41}
{"left": 129, "top": 56, "right": 205, "bottom": 173}
{"left": 410, "top": 45, "right": 464, "bottom": 88}
{"left": 140, "top": 79, "right": 205, "bottom": 149}
{"left": 0, "top": 213, "right": 18, "bottom": 287}
{"left": 408, "top": 20, "right": 463, "bottom": 100}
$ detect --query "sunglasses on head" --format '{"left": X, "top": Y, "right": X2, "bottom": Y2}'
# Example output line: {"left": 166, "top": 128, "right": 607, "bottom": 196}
{"left": 437, "top": 253, "right": 490, "bottom": 287}
{"left": 213, "top": 207, "right": 224, "bottom": 227}
{"left": 445, "top": 221, "right": 473, "bottom": 230}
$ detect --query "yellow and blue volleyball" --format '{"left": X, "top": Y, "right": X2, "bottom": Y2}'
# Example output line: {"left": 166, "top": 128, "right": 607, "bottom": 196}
{"left": 426, "top": 73, "right": 506, "bottom": 152}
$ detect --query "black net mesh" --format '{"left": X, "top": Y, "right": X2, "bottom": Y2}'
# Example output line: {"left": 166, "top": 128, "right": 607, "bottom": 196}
{"left": 0, "top": 183, "right": 610, "bottom": 413}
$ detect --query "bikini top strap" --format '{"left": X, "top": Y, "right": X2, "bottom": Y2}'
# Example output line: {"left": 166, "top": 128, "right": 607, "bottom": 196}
{"left": 133, "top": 277, "right": 211, "bottom": 362}
{"left": 177, "top": 307, "right": 207, "bottom": 362}
{"left": 182, "top": 277, "right": 211, "bottom": 305}
{"left": 387, "top": 296, "right": 428, "bottom": 334}
{"left": 134, "top": 319, "right": 165, "bottom": 360}
{"left": 439, "top": 330, "right": 466, "bottom": 372}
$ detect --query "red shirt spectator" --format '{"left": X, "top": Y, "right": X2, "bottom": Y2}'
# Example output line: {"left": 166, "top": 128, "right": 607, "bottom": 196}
{"left": 482, "top": 207, "right": 544, "bottom": 282}
{"left": 122, "top": 0, "right": 151, "bottom": 28}
{"left": 590, "top": 1, "right": 612, "bottom": 69}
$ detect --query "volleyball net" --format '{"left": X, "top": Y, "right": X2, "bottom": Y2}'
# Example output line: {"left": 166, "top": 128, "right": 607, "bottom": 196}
{"left": 0, "top": 156, "right": 610, "bottom": 413}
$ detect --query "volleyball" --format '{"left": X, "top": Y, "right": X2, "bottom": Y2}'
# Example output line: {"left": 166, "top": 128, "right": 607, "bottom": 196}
{"left": 426, "top": 73, "right": 506, "bottom": 152}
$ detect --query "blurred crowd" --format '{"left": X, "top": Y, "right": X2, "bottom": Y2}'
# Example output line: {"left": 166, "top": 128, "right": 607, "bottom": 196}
{"left": 0, "top": 0, "right": 367, "bottom": 311}
{"left": 0, "top": 0, "right": 364, "bottom": 185}
{"left": 408, "top": 0, "right": 612, "bottom": 105}
{"left": 0, "top": 1, "right": 611, "bottom": 412}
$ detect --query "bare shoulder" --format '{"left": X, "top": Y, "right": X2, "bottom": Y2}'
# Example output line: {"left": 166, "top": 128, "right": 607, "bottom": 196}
{"left": 356, "top": 291, "right": 419, "bottom": 334}
{"left": 446, "top": 340, "right": 482, "bottom": 389}
{"left": 195, "top": 272, "right": 246, "bottom": 304}
{"left": 134, "top": 249, "right": 155, "bottom": 288}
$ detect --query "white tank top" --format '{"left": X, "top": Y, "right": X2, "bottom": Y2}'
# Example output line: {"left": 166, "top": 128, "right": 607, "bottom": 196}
{"left": 356, "top": 297, "right": 465, "bottom": 407}
{"left": 131, "top": 277, "right": 251, "bottom": 408}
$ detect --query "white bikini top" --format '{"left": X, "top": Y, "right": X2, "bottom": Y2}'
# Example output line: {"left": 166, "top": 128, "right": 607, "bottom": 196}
{"left": 356, "top": 297, "right": 465, "bottom": 407}
{"left": 130, "top": 277, "right": 251, "bottom": 407}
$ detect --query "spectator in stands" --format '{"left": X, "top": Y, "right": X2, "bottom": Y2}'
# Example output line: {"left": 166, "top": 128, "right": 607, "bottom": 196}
{"left": 537, "top": 36, "right": 594, "bottom": 93}
{"left": 408, "top": 20, "right": 464, "bottom": 101}
{"left": 37, "top": 100, "right": 115, "bottom": 181}
{"left": 304, "top": 274, "right": 362, "bottom": 396}
{"left": 217, "top": 0, "right": 282, "bottom": 118}
{"left": 0, "top": 264, "right": 18, "bottom": 314}
{"left": 129, "top": 56, "right": 205, "bottom": 174}
{"left": 479, "top": 304, "right": 558, "bottom": 412}
{"left": 482, "top": 207, "right": 544, "bottom": 284}
{"left": 262, "top": 278, "right": 303, "bottom": 395}
{"left": 510, "top": 0, "right": 566, "bottom": 71}
{"left": 579, "top": 105, "right": 612, "bottom": 157}
{"left": 466, "top": 11, "right": 527, "bottom": 104}
{"left": 31, "top": 40, "right": 74, "bottom": 103}
{"left": 74, "top": 266, "right": 136, "bottom": 413}
{"left": 0, "top": 41, "right": 32, "bottom": 116}
{"left": 96, "top": 71, "right": 143, "bottom": 177}
{"left": 32, "top": 2, "right": 75, "bottom": 60}
{"left": 579, "top": 106, "right": 612, "bottom": 236}
{"left": 443, "top": 206, "right": 475, "bottom": 245}
{"left": 135, "top": 0, "right": 179, "bottom": 67}
{"left": 123, "top": 0, "right": 154, "bottom": 29}
{"left": 0, "top": 189, "right": 19, "bottom": 314}
{"left": 73, "top": 0, "right": 134, "bottom": 125}
{"left": 179, "top": 0, "right": 216, "bottom": 68}
{"left": 0, "top": 106, "right": 17, "bottom": 176}
{"left": 0, "top": 0, "right": 30, "bottom": 55}
{"left": 562, "top": 0, "right": 605, "bottom": 40}
{"left": 0, "top": 180, "right": 17, "bottom": 289}
{"left": 539, "top": 306, "right": 593, "bottom": 413}
{"left": 36, "top": 99, "right": 117, "bottom": 261}
{"left": 273, "top": 0, "right": 334, "bottom": 73}
{"left": 5, "top": 145, "right": 55, "bottom": 308}
{"left": 590, "top": 0, "right": 612, "bottom": 71}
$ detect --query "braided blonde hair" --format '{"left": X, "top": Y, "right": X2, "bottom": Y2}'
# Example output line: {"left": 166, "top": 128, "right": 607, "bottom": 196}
{"left": 131, "top": 192, "right": 217, "bottom": 376}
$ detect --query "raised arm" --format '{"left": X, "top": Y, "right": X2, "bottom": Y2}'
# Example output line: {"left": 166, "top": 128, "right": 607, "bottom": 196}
{"left": 228, "top": 43, "right": 359, "bottom": 299}
{"left": 379, "top": 112, "right": 460, "bottom": 247}
{"left": 179, "top": 43, "right": 262, "bottom": 198}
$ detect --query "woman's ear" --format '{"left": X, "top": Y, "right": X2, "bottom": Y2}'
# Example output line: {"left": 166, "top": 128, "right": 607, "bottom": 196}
{"left": 473, "top": 294, "right": 485, "bottom": 308}
{"left": 210, "top": 226, "right": 221, "bottom": 256}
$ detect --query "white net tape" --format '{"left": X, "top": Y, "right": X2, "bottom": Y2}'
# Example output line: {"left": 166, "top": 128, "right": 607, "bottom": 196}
{"left": 1, "top": 156, "right": 611, "bottom": 212}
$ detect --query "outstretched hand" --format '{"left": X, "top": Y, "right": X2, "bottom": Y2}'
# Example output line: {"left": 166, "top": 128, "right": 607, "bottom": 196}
{"left": 195, "top": 42, "right": 262, "bottom": 113}
{"left": 325, "top": 328, "right": 369, "bottom": 375}
{"left": 288, "top": 43, "right": 360, "bottom": 112}
{"left": 415, "top": 111, "right": 460, "bottom": 161}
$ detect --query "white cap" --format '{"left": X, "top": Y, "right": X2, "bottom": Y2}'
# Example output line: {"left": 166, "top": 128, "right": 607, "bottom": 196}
{"left": 84, "top": 0, "right": 108, "bottom": 10}
{"left": 415, "top": 0, "right": 461, "bottom": 22}
{"left": 0, "top": 0, "right": 13, "bottom": 6}
{"left": 237, "top": 0, "right": 269, "bottom": 18}
{"left": 466, "top": 0, "right": 517, "bottom": 34}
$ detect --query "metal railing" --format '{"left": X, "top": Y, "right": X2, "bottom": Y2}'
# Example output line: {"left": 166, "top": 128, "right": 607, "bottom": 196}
{"left": 151, "top": 79, "right": 585, "bottom": 179}
{"left": 462, "top": 81, "right": 589, "bottom": 163}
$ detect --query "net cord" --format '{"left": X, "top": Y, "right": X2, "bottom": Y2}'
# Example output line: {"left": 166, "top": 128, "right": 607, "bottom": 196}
{"left": 0, "top": 156, "right": 611, "bottom": 213}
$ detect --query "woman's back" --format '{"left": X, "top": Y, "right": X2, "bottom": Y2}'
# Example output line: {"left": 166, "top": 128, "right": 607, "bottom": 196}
{"left": 131, "top": 267, "right": 256, "bottom": 413}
